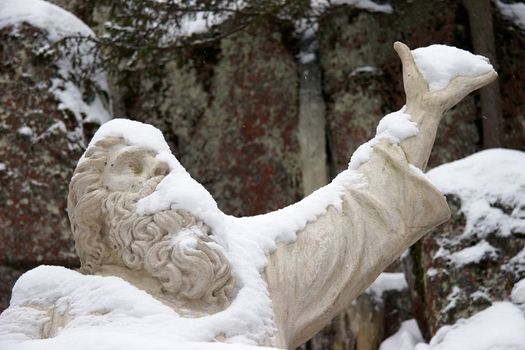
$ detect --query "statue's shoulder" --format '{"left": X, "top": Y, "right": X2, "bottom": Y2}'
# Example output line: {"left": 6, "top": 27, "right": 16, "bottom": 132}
{"left": 1, "top": 266, "right": 174, "bottom": 340}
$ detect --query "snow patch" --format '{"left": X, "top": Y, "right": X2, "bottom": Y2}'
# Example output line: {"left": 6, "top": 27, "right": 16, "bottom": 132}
{"left": 427, "top": 149, "right": 525, "bottom": 239}
{"left": 349, "top": 106, "right": 418, "bottom": 169}
{"left": 312, "top": 0, "right": 393, "bottom": 14}
{"left": 381, "top": 302, "right": 525, "bottom": 350}
{"left": 506, "top": 247, "right": 525, "bottom": 277}
{"left": 511, "top": 279, "right": 525, "bottom": 306}
{"left": 0, "top": 0, "right": 111, "bottom": 126}
{"left": 298, "top": 52, "right": 316, "bottom": 64}
{"left": 426, "top": 268, "right": 439, "bottom": 278}
{"left": 367, "top": 272, "right": 407, "bottom": 302}
{"left": 0, "top": 266, "right": 280, "bottom": 348}
{"left": 495, "top": 0, "right": 525, "bottom": 30}
{"left": 17, "top": 126, "right": 33, "bottom": 137}
{"left": 0, "top": 0, "right": 93, "bottom": 41}
{"left": 380, "top": 319, "right": 423, "bottom": 350}
{"left": 416, "top": 302, "right": 525, "bottom": 350}
{"left": 470, "top": 289, "right": 490, "bottom": 303}
{"left": 412, "top": 44, "right": 494, "bottom": 91}
{"left": 442, "top": 286, "right": 461, "bottom": 314}
{"left": 448, "top": 240, "right": 499, "bottom": 267}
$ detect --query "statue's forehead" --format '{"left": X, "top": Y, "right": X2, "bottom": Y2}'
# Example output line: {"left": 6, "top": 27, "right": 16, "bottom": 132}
{"left": 88, "top": 119, "right": 172, "bottom": 155}
{"left": 106, "top": 143, "right": 158, "bottom": 164}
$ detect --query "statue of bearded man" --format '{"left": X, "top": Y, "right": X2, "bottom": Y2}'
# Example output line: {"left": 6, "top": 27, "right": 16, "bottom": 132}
{"left": 67, "top": 136, "right": 236, "bottom": 315}
{"left": 0, "top": 42, "right": 497, "bottom": 349}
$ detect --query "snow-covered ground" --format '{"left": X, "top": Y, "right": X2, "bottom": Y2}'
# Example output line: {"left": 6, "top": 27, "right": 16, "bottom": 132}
{"left": 381, "top": 302, "right": 525, "bottom": 350}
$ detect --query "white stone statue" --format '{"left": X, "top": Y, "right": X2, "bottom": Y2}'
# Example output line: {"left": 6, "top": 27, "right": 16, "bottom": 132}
{"left": 0, "top": 42, "right": 496, "bottom": 350}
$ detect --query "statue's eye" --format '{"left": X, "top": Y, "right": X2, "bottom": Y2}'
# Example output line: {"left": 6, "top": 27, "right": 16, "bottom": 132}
{"left": 114, "top": 159, "right": 141, "bottom": 174}
{"left": 127, "top": 161, "right": 142, "bottom": 174}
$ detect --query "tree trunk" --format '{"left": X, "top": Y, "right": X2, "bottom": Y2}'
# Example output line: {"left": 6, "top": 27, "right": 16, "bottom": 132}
{"left": 463, "top": 0, "right": 504, "bottom": 148}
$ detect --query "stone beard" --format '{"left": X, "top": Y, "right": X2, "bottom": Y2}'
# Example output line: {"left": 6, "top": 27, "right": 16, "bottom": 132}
{"left": 68, "top": 137, "right": 235, "bottom": 313}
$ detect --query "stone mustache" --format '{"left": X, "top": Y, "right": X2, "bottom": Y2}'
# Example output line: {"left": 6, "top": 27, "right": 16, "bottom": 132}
{"left": 2, "top": 42, "right": 497, "bottom": 349}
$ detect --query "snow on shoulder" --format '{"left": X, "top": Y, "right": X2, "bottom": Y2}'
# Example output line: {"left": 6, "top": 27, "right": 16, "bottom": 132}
{"left": 412, "top": 45, "right": 494, "bottom": 91}
{"left": 427, "top": 149, "right": 525, "bottom": 239}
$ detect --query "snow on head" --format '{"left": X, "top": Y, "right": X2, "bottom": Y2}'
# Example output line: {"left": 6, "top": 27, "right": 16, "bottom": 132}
{"left": 412, "top": 45, "right": 494, "bottom": 91}
{"left": 85, "top": 118, "right": 219, "bottom": 226}
{"left": 83, "top": 118, "right": 182, "bottom": 171}
{"left": 427, "top": 149, "right": 525, "bottom": 239}
{"left": 88, "top": 119, "right": 171, "bottom": 156}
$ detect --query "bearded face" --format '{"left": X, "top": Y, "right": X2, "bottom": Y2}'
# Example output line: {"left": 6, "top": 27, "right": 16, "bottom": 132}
{"left": 68, "top": 137, "right": 235, "bottom": 311}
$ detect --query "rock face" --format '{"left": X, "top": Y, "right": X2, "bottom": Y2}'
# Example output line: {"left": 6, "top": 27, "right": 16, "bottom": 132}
{"left": 302, "top": 272, "right": 414, "bottom": 350}
{"left": 318, "top": 1, "right": 481, "bottom": 174}
{"left": 403, "top": 150, "right": 525, "bottom": 339}
{"left": 116, "top": 19, "right": 302, "bottom": 217}
{"left": 0, "top": 4, "right": 111, "bottom": 309}
{"left": 0, "top": 24, "right": 81, "bottom": 310}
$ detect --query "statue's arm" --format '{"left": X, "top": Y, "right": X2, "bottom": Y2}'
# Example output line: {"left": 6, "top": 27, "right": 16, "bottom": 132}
{"left": 264, "top": 42, "right": 497, "bottom": 349}
{"left": 265, "top": 141, "right": 449, "bottom": 349}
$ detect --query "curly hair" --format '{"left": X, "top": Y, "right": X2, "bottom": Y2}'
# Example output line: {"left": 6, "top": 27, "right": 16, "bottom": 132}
{"left": 68, "top": 137, "right": 121, "bottom": 273}
{"left": 68, "top": 137, "right": 234, "bottom": 307}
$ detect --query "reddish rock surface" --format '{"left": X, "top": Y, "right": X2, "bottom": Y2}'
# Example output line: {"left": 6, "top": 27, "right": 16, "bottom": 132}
{"left": 404, "top": 194, "right": 525, "bottom": 339}
{"left": 120, "top": 19, "right": 302, "bottom": 217}
{"left": 0, "top": 25, "right": 82, "bottom": 271}
{"left": 318, "top": 1, "right": 482, "bottom": 174}
{"left": 0, "top": 21, "right": 110, "bottom": 311}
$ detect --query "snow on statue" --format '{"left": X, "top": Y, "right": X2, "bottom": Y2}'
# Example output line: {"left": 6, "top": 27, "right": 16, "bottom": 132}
{"left": 0, "top": 42, "right": 497, "bottom": 350}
